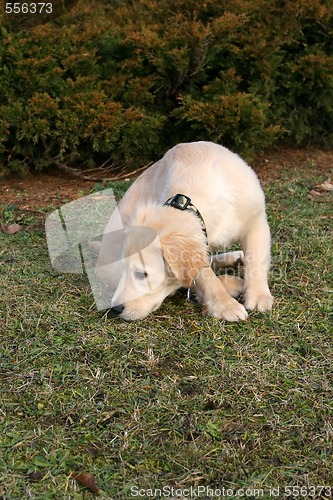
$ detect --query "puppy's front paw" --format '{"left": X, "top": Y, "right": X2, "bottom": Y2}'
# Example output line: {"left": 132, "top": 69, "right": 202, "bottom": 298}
{"left": 209, "top": 299, "right": 248, "bottom": 322}
{"left": 245, "top": 291, "right": 274, "bottom": 312}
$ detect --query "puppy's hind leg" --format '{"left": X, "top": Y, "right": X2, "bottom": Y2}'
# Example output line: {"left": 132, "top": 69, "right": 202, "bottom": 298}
{"left": 211, "top": 250, "right": 244, "bottom": 272}
{"left": 218, "top": 275, "right": 244, "bottom": 298}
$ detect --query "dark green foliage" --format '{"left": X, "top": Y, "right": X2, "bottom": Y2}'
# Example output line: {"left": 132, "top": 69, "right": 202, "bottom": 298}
{"left": 0, "top": 0, "right": 332, "bottom": 175}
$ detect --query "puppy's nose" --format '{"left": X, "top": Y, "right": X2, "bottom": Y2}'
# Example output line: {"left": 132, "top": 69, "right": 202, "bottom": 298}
{"left": 111, "top": 304, "right": 124, "bottom": 315}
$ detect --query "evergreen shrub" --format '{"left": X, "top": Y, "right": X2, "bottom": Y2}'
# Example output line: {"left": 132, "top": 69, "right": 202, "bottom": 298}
{"left": 0, "top": 0, "right": 332, "bottom": 175}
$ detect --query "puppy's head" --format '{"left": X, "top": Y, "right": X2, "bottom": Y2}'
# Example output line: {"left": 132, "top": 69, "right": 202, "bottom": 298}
{"left": 110, "top": 230, "right": 179, "bottom": 321}
{"left": 108, "top": 205, "right": 209, "bottom": 320}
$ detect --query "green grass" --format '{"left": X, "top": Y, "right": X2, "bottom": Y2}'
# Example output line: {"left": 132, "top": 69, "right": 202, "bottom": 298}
{"left": 0, "top": 162, "right": 332, "bottom": 499}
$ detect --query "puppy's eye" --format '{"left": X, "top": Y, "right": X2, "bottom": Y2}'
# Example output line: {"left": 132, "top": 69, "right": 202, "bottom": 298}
{"left": 134, "top": 270, "right": 148, "bottom": 280}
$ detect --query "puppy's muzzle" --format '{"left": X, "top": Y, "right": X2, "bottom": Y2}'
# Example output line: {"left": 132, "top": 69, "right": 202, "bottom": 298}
{"left": 111, "top": 304, "right": 125, "bottom": 315}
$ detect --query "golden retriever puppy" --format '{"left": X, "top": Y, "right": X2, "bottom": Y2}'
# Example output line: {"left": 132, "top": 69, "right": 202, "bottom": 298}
{"left": 94, "top": 141, "right": 273, "bottom": 321}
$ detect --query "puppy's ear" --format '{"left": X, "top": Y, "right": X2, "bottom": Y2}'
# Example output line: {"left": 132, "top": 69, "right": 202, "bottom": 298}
{"left": 161, "top": 233, "right": 208, "bottom": 288}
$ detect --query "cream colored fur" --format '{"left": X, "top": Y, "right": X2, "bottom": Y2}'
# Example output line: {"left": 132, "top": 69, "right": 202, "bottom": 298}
{"left": 95, "top": 141, "right": 273, "bottom": 321}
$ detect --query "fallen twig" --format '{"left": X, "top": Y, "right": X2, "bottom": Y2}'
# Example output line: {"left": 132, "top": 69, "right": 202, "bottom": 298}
{"left": 48, "top": 157, "right": 152, "bottom": 182}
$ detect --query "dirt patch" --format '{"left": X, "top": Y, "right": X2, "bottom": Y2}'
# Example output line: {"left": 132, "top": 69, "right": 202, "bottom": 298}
{"left": 0, "top": 171, "right": 96, "bottom": 210}
{"left": 253, "top": 146, "right": 333, "bottom": 182}
{"left": 0, "top": 147, "right": 332, "bottom": 210}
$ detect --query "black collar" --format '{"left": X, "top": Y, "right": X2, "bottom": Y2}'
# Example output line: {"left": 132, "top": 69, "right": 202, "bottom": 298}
{"left": 163, "top": 194, "right": 208, "bottom": 240}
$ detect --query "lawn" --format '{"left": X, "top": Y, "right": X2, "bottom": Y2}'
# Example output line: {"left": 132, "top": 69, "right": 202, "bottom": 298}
{"left": 0, "top": 151, "right": 332, "bottom": 499}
